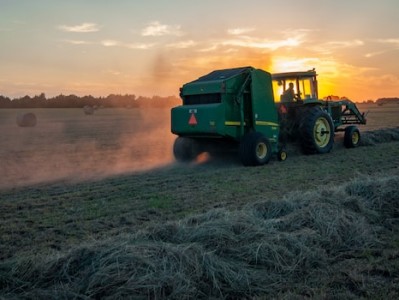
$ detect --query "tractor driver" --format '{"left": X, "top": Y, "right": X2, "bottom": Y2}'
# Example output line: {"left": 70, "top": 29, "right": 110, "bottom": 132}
{"left": 282, "top": 82, "right": 298, "bottom": 102}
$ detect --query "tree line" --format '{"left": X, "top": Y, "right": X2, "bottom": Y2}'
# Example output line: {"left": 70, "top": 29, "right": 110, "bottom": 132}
{"left": 375, "top": 97, "right": 399, "bottom": 106}
{"left": 0, "top": 93, "right": 181, "bottom": 109}
{"left": 1, "top": 93, "right": 398, "bottom": 109}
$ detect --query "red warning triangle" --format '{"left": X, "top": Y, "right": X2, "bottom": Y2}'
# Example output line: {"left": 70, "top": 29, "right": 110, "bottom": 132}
{"left": 279, "top": 104, "right": 288, "bottom": 114}
{"left": 188, "top": 113, "right": 197, "bottom": 125}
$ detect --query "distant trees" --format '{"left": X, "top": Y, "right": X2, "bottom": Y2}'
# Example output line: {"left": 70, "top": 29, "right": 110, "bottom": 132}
{"left": 375, "top": 97, "right": 399, "bottom": 106}
{"left": 2, "top": 93, "right": 399, "bottom": 109}
{"left": 362, "top": 100, "right": 375, "bottom": 104}
{"left": 0, "top": 95, "right": 12, "bottom": 107}
{"left": 0, "top": 93, "right": 181, "bottom": 109}
{"left": 322, "top": 97, "right": 399, "bottom": 106}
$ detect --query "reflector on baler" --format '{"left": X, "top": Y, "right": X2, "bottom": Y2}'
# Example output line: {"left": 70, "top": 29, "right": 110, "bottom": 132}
{"left": 188, "top": 113, "right": 197, "bottom": 125}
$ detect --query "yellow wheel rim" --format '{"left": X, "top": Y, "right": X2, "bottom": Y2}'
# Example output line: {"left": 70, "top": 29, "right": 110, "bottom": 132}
{"left": 280, "top": 151, "right": 287, "bottom": 161}
{"left": 256, "top": 143, "right": 268, "bottom": 159}
{"left": 313, "top": 117, "right": 331, "bottom": 148}
{"left": 352, "top": 131, "right": 360, "bottom": 145}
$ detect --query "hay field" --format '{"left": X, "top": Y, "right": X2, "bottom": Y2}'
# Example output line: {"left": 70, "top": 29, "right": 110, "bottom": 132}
{"left": 0, "top": 108, "right": 175, "bottom": 189}
{"left": 1, "top": 103, "right": 399, "bottom": 298}
{"left": 0, "top": 103, "right": 397, "bottom": 189}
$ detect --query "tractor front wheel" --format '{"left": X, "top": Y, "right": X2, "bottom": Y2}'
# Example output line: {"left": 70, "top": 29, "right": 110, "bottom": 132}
{"left": 300, "top": 107, "right": 334, "bottom": 154}
{"left": 344, "top": 126, "right": 361, "bottom": 148}
{"left": 173, "top": 137, "right": 200, "bottom": 162}
{"left": 239, "top": 132, "right": 272, "bottom": 166}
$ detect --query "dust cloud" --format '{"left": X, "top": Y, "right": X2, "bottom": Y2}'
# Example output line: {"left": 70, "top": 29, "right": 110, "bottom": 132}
{"left": 139, "top": 48, "right": 272, "bottom": 97}
{"left": 0, "top": 108, "right": 177, "bottom": 189}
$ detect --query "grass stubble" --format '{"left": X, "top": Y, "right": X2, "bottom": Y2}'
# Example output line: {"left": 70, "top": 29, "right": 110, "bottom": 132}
{"left": 1, "top": 173, "right": 398, "bottom": 299}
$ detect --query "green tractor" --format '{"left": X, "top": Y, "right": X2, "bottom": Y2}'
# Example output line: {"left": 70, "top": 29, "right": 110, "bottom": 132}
{"left": 171, "top": 66, "right": 366, "bottom": 166}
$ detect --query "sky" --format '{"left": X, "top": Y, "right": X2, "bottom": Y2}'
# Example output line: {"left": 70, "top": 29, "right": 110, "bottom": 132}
{"left": 1, "top": 0, "right": 399, "bottom": 101}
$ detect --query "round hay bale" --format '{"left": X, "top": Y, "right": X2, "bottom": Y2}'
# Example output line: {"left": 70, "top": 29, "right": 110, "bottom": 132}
{"left": 83, "top": 105, "right": 95, "bottom": 115}
{"left": 16, "top": 113, "right": 37, "bottom": 127}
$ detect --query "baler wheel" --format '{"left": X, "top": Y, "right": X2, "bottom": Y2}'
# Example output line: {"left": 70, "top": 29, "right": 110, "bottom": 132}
{"left": 277, "top": 149, "right": 288, "bottom": 161}
{"left": 300, "top": 107, "right": 334, "bottom": 154}
{"left": 173, "top": 137, "right": 200, "bottom": 162}
{"left": 344, "top": 126, "right": 361, "bottom": 148}
{"left": 239, "top": 132, "right": 272, "bottom": 166}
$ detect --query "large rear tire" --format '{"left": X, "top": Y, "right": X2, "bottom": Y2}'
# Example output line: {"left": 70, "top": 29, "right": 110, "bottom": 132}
{"left": 300, "top": 107, "right": 334, "bottom": 154}
{"left": 239, "top": 132, "right": 272, "bottom": 166}
{"left": 344, "top": 126, "right": 360, "bottom": 148}
{"left": 173, "top": 137, "right": 200, "bottom": 162}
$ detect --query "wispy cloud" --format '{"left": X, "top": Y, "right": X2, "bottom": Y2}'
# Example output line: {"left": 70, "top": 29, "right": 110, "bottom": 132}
{"left": 101, "top": 40, "right": 120, "bottom": 47}
{"left": 58, "top": 23, "right": 100, "bottom": 33}
{"left": 326, "top": 40, "right": 364, "bottom": 48}
{"left": 365, "top": 50, "right": 387, "bottom": 58}
{"left": 126, "top": 43, "right": 155, "bottom": 50}
{"left": 100, "top": 40, "right": 155, "bottom": 50}
{"left": 198, "top": 45, "right": 218, "bottom": 52}
{"left": 376, "top": 38, "right": 399, "bottom": 45}
{"left": 221, "top": 36, "right": 302, "bottom": 50}
{"left": 271, "top": 57, "right": 321, "bottom": 73}
{"left": 61, "top": 38, "right": 153, "bottom": 50}
{"left": 312, "top": 39, "right": 364, "bottom": 54}
{"left": 280, "top": 28, "right": 317, "bottom": 36}
{"left": 141, "top": 21, "right": 183, "bottom": 37}
{"left": 62, "top": 39, "right": 92, "bottom": 45}
{"left": 197, "top": 30, "right": 305, "bottom": 53}
{"left": 224, "top": 28, "right": 305, "bottom": 49}
{"left": 364, "top": 38, "right": 399, "bottom": 58}
{"left": 227, "top": 27, "right": 255, "bottom": 35}
{"left": 166, "top": 40, "right": 196, "bottom": 49}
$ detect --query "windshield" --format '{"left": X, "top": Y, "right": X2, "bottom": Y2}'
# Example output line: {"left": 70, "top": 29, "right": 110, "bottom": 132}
{"left": 272, "top": 76, "right": 317, "bottom": 102}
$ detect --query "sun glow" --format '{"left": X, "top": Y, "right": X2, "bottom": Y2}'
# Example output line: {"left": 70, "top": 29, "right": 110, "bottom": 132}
{"left": 271, "top": 57, "right": 316, "bottom": 73}
{"left": 317, "top": 81, "right": 336, "bottom": 100}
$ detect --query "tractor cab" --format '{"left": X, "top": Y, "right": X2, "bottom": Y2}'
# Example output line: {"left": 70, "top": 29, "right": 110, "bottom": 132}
{"left": 272, "top": 69, "right": 318, "bottom": 103}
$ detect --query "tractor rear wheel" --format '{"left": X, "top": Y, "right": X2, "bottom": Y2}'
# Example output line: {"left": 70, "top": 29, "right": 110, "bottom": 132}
{"left": 344, "top": 126, "right": 360, "bottom": 148}
{"left": 300, "top": 107, "right": 334, "bottom": 154}
{"left": 173, "top": 137, "right": 200, "bottom": 162}
{"left": 239, "top": 132, "right": 272, "bottom": 166}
